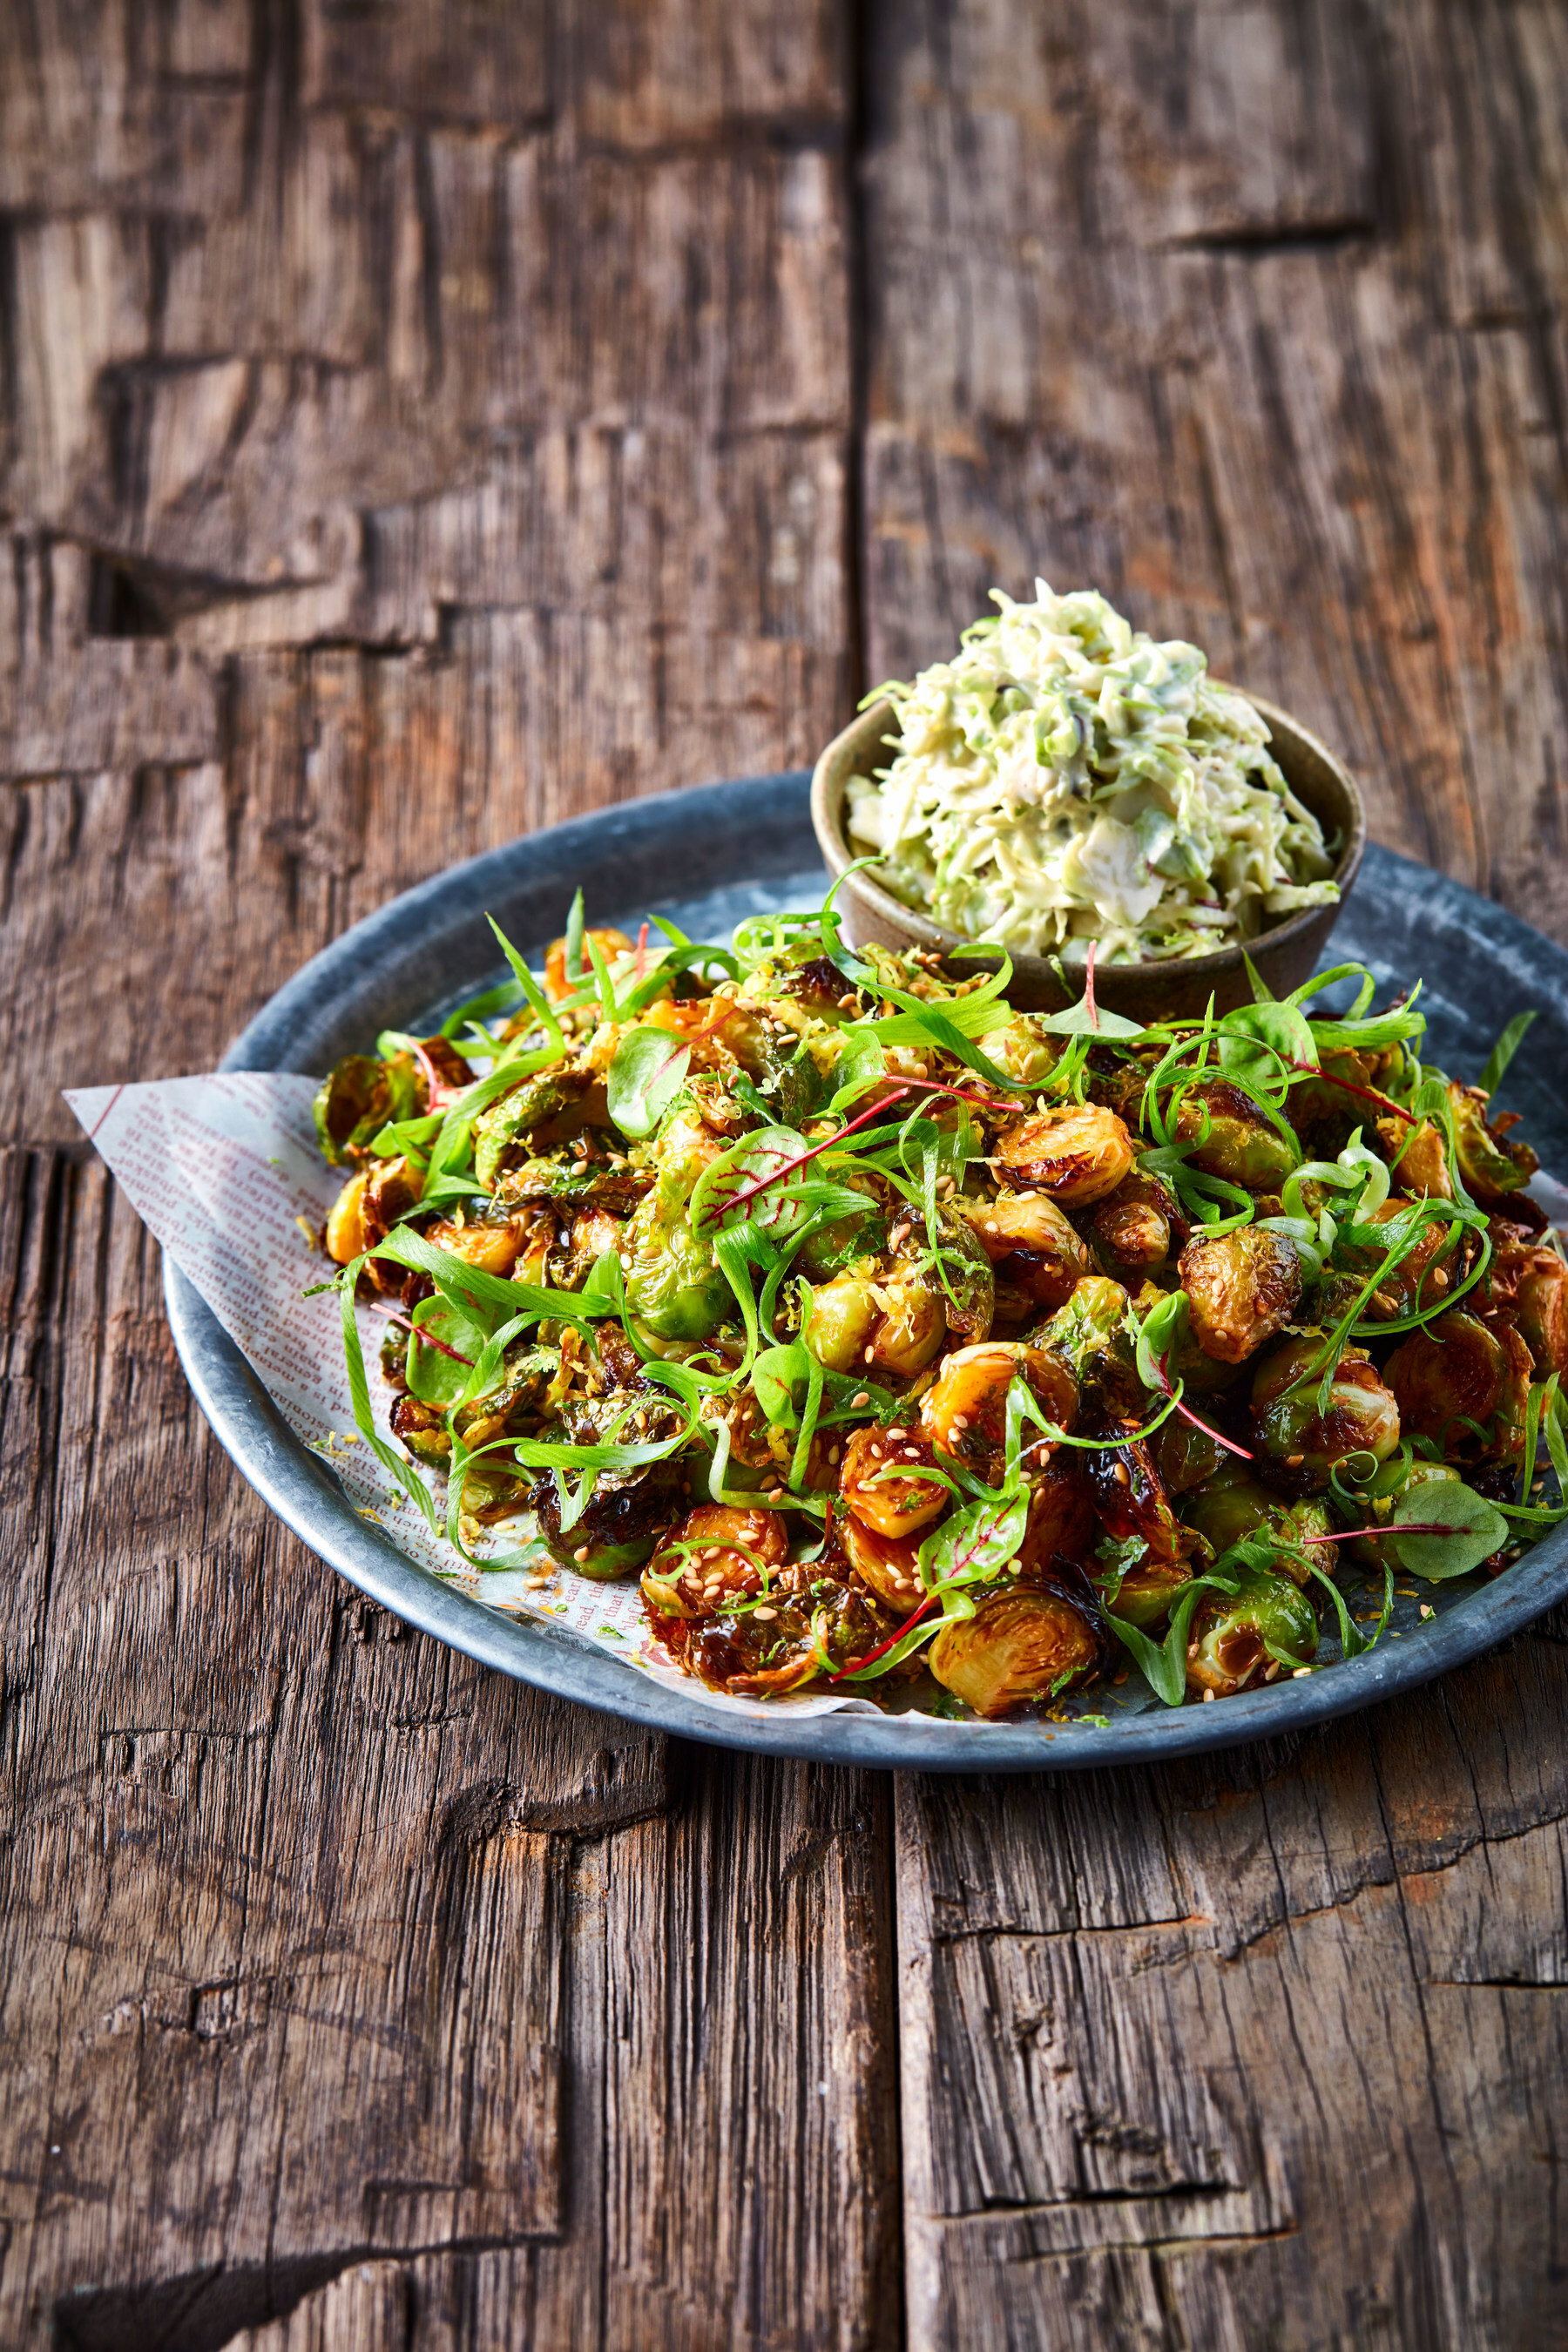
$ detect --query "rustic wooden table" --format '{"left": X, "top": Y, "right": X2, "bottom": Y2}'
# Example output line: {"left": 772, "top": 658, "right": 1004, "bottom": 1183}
{"left": 4, "top": 4, "right": 1568, "bottom": 2347}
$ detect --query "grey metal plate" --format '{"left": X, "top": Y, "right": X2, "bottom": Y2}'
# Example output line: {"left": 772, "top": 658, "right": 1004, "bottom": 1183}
{"left": 163, "top": 768, "right": 1568, "bottom": 1770}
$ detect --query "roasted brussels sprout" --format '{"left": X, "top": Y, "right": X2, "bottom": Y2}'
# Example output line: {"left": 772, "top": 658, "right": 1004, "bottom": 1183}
{"left": 1251, "top": 1336, "right": 1401, "bottom": 1490}
{"left": 1017, "top": 1453, "right": 1097, "bottom": 1573}
{"left": 866, "top": 1254, "right": 949, "bottom": 1378}
{"left": 620, "top": 1116, "right": 731, "bottom": 1339}
{"left": 990, "top": 1014, "right": 1061, "bottom": 1088}
{"left": 806, "top": 1263, "right": 880, "bottom": 1372}
{"left": 959, "top": 1188, "right": 1091, "bottom": 1311}
{"left": 1378, "top": 1117, "right": 1453, "bottom": 1203}
{"left": 1089, "top": 1171, "right": 1178, "bottom": 1274}
{"left": 838, "top": 1514, "right": 925, "bottom": 1612}
{"left": 1085, "top": 1439, "right": 1199, "bottom": 1573}
{"left": 991, "top": 1102, "right": 1137, "bottom": 1206}
{"left": 1174, "top": 1078, "right": 1294, "bottom": 1191}
{"left": 314, "top": 1051, "right": 423, "bottom": 1167}
{"left": 1179, "top": 1227, "right": 1302, "bottom": 1364}
{"left": 1104, "top": 1551, "right": 1194, "bottom": 1629}
{"left": 324, "top": 1153, "right": 423, "bottom": 1271}
{"left": 1031, "top": 1276, "right": 1144, "bottom": 1422}
{"left": 535, "top": 1458, "right": 686, "bottom": 1579}
{"left": 919, "top": 1341, "right": 1078, "bottom": 1473}
{"left": 1153, "top": 1414, "right": 1225, "bottom": 1495}
{"left": 1326, "top": 1197, "right": 1453, "bottom": 1323}
{"left": 1182, "top": 1463, "right": 1330, "bottom": 1574}
{"left": 1449, "top": 1083, "right": 1538, "bottom": 1206}
{"left": 1384, "top": 1309, "right": 1533, "bottom": 1463}
{"left": 474, "top": 1068, "right": 608, "bottom": 1190}
{"left": 643, "top": 1511, "right": 884, "bottom": 1698}
{"left": 929, "top": 1588, "right": 1103, "bottom": 1718}
{"left": 623, "top": 1211, "right": 728, "bottom": 1341}
{"left": 389, "top": 1391, "right": 450, "bottom": 1465}
{"left": 643, "top": 1504, "right": 787, "bottom": 1603}
{"left": 1487, "top": 1220, "right": 1568, "bottom": 1378}
{"left": 1294, "top": 1048, "right": 1389, "bottom": 1158}
{"left": 496, "top": 1152, "right": 647, "bottom": 1216}
{"left": 841, "top": 1425, "right": 948, "bottom": 1538}
{"left": 923, "top": 1209, "right": 996, "bottom": 1342}
{"left": 1186, "top": 1570, "right": 1319, "bottom": 1695}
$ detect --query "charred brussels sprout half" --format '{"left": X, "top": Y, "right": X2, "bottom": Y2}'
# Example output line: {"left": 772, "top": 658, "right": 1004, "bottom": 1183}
{"left": 1180, "top": 1227, "right": 1302, "bottom": 1365}
{"left": 1183, "top": 1464, "right": 1329, "bottom": 1577}
{"left": 1174, "top": 1079, "right": 1294, "bottom": 1191}
{"left": 534, "top": 1460, "right": 685, "bottom": 1580}
{"left": 929, "top": 1589, "right": 1103, "bottom": 1719}
{"left": 962, "top": 1187, "right": 1092, "bottom": 1310}
{"left": 1186, "top": 1570, "right": 1319, "bottom": 1695}
{"left": 314, "top": 1052, "right": 422, "bottom": 1166}
{"left": 1384, "top": 1309, "right": 1533, "bottom": 1463}
{"left": 1448, "top": 1084, "right": 1538, "bottom": 1206}
{"left": 1251, "top": 1337, "right": 1401, "bottom": 1491}
{"left": 1031, "top": 1276, "right": 1142, "bottom": 1422}
{"left": 991, "top": 1103, "right": 1137, "bottom": 1206}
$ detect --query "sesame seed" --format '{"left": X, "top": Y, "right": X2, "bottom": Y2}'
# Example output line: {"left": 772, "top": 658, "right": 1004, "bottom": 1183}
{"left": 888, "top": 1425, "right": 908, "bottom": 1439}
{"left": 851, "top": 1391, "right": 869, "bottom": 1409}
{"left": 574, "top": 1545, "right": 590, "bottom": 1561}
{"left": 525, "top": 1572, "right": 552, "bottom": 1589}
{"left": 1203, "top": 1688, "right": 1215, "bottom": 1702}
{"left": 1286, "top": 1452, "right": 1305, "bottom": 1468}
{"left": 863, "top": 1347, "right": 875, "bottom": 1362}
{"left": 952, "top": 1413, "right": 969, "bottom": 1430}
{"left": 903, "top": 1448, "right": 921, "bottom": 1461}
{"left": 1293, "top": 1666, "right": 1313, "bottom": 1678}
{"left": 753, "top": 1606, "right": 779, "bottom": 1622}
{"left": 1112, "top": 1463, "right": 1131, "bottom": 1486}
{"left": 828, "top": 1444, "right": 841, "bottom": 1463}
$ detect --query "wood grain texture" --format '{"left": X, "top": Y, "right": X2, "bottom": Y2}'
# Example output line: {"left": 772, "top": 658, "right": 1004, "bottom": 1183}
{"left": 867, "top": 16, "right": 1568, "bottom": 2341}
{"left": 1, "top": 6, "right": 899, "bottom": 2350}
{"left": 4, "top": 0, "right": 1568, "bottom": 2347}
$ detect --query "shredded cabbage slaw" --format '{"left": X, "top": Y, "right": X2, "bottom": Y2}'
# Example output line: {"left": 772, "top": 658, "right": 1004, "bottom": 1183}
{"left": 846, "top": 583, "right": 1339, "bottom": 964}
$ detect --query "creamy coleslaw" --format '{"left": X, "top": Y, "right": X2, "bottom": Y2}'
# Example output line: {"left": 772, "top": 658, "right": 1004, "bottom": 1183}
{"left": 845, "top": 584, "right": 1338, "bottom": 963}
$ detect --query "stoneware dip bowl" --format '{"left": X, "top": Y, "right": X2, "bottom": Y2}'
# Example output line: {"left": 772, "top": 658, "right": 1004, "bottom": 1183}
{"left": 810, "top": 692, "right": 1366, "bottom": 1023}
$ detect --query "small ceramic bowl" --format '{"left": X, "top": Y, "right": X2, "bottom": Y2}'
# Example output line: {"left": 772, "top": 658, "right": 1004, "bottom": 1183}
{"left": 810, "top": 691, "right": 1365, "bottom": 1023}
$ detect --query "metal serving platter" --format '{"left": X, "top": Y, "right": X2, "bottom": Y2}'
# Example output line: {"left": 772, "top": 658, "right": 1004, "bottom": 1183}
{"left": 165, "top": 769, "right": 1568, "bottom": 1769}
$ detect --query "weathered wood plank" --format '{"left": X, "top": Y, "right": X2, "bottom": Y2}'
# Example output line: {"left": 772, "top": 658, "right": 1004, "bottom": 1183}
{"left": 896, "top": 1653, "right": 1568, "bottom": 2349}
{"left": 0, "top": 1145, "right": 670, "bottom": 2349}
{"left": 866, "top": 3, "right": 1568, "bottom": 2346}
{"left": 0, "top": 3, "right": 905, "bottom": 2347}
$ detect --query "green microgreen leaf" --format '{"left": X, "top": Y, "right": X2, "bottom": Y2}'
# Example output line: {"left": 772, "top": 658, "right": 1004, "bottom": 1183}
{"left": 1477, "top": 1010, "right": 1536, "bottom": 1102}
{"left": 606, "top": 1026, "right": 691, "bottom": 1139}
{"left": 1388, "top": 1481, "right": 1511, "bottom": 1579}
{"left": 1105, "top": 1574, "right": 1240, "bottom": 1707}
{"left": 485, "top": 915, "right": 564, "bottom": 1052}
